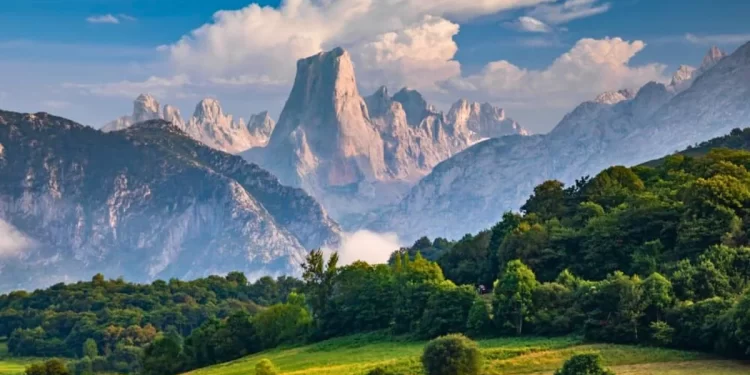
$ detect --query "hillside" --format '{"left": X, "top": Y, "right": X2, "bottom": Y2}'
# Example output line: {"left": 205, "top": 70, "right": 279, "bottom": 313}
{"left": 371, "top": 42, "right": 750, "bottom": 242}
{"left": 642, "top": 127, "right": 750, "bottom": 167}
{"left": 0, "top": 111, "right": 340, "bottom": 291}
{"left": 186, "top": 333, "right": 749, "bottom": 375}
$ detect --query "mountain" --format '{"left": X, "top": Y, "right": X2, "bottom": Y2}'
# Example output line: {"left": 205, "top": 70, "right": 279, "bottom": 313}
{"left": 370, "top": 43, "right": 750, "bottom": 242}
{"left": 243, "top": 47, "right": 528, "bottom": 225}
{"left": 0, "top": 110, "right": 340, "bottom": 291}
{"left": 103, "top": 95, "right": 275, "bottom": 154}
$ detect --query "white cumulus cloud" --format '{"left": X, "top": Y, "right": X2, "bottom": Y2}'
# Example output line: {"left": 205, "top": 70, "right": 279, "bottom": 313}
{"left": 0, "top": 219, "right": 34, "bottom": 258}
{"left": 162, "top": 0, "right": 551, "bottom": 91}
{"left": 441, "top": 37, "right": 667, "bottom": 111}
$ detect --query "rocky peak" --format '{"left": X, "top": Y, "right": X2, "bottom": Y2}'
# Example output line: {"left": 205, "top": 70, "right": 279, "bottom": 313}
{"left": 247, "top": 111, "right": 276, "bottom": 141}
{"left": 701, "top": 46, "right": 727, "bottom": 70}
{"left": 364, "top": 86, "right": 392, "bottom": 119}
{"left": 193, "top": 98, "right": 225, "bottom": 123}
{"left": 392, "top": 88, "right": 428, "bottom": 126}
{"left": 594, "top": 89, "right": 637, "bottom": 105}
{"left": 162, "top": 105, "right": 185, "bottom": 128}
{"left": 132, "top": 94, "right": 161, "bottom": 123}
{"left": 671, "top": 65, "right": 696, "bottom": 85}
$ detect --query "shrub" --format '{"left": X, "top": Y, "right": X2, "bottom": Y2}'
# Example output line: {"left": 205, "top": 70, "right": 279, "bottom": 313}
{"left": 366, "top": 367, "right": 401, "bottom": 375}
{"left": 554, "top": 354, "right": 614, "bottom": 375}
{"left": 421, "top": 334, "right": 483, "bottom": 375}
{"left": 255, "top": 359, "right": 279, "bottom": 375}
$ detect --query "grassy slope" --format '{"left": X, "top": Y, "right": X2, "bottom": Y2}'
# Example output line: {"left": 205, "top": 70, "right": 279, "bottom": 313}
{"left": 0, "top": 341, "right": 36, "bottom": 375}
{"left": 186, "top": 333, "right": 750, "bottom": 375}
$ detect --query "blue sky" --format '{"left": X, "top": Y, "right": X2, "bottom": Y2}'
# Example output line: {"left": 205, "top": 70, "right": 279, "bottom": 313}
{"left": 1, "top": 0, "right": 749, "bottom": 133}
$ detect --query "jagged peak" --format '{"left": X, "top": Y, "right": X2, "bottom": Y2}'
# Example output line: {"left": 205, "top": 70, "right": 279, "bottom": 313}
{"left": 393, "top": 88, "right": 428, "bottom": 125}
{"left": 701, "top": 46, "right": 727, "bottom": 70}
{"left": 193, "top": 98, "right": 225, "bottom": 121}
{"left": 132, "top": 93, "right": 161, "bottom": 122}
{"left": 594, "top": 89, "right": 637, "bottom": 105}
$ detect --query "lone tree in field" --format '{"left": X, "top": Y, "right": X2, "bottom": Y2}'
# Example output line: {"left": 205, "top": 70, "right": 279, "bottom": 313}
{"left": 554, "top": 354, "right": 614, "bottom": 375}
{"left": 255, "top": 359, "right": 280, "bottom": 375}
{"left": 421, "top": 334, "right": 483, "bottom": 375}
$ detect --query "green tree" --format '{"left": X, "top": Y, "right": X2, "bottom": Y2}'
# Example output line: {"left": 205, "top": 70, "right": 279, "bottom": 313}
{"left": 642, "top": 273, "right": 673, "bottom": 321}
{"left": 82, "top": 339, "right": 98, "bottom": 359}
{"left": 466, "top": 298, "right": 492, "bottom": 338}
{"left": 554, "top": 354, "right": 614, "bottom": 375}
{"left": 521, "top": 180, "right": 566, "bottom": 220}
{"left": 421, "top": 334, "right": 483, "bottom": 375}
{"left": 255, "top": 358, "right": 279, "bottom": 375}
{"left": 418, "top": 284, "right": 477, "bottom": 338}
{"left": 301, "top": 250, "right": 339, "bottom": 323}
{"left": 493, "top": 260, "right": 538, "bottom": 334}
{"left": 252, "top": 299, "right": 312, "bottom": 348}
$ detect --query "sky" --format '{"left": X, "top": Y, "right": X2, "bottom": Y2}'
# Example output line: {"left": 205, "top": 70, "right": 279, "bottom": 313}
{"left": 1, "top": 0, "right": 749, "bottom": 133}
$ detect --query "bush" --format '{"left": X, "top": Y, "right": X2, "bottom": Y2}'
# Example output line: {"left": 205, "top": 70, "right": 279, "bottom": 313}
{"left": 366, "top": 367, "right": 401, "bottom": 375}
{"left": 554, "top": 354, "right": 614, "bottom": 375}
{"left": 421, "top": 334, "right": 483, "bottom": 375}
{"left": 255, "top": 359, "right": 279, "bottom": 375}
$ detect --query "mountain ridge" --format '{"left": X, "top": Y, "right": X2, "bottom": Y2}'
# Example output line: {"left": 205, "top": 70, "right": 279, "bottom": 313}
{"left": 0, "top": 111, "right": 340, "bottom": 291}
{"left": 369, "top": 43, "right": 750, "bottom": 242}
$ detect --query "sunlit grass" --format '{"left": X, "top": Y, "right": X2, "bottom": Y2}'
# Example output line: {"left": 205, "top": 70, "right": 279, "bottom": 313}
{"left": 186, "top": 332, "right": 750, "bottom": 375}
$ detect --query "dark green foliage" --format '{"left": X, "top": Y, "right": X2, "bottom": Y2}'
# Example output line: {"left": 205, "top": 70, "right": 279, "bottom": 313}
{"left": 554, "top": 354, "right": 614, "bottom": 375}
{"left": 82, "top": 339, "right": 98, "bottom": 359}
{"left": 493, "top": 260, "right": 537, "bottom": 335}
{"left": 465, "top": 299, "right": 492, "bottom": 338}
{"left": 418, "top": 284, "right": 477, "bottom": 338}
{"left": 421, "top": 334, "right": 483, "bottom": 375}
{"left": 25, "top": 359, "right": 70, "bottom": 375}
{"left": 366, "top": 367, "right": 401, "bottom": 375}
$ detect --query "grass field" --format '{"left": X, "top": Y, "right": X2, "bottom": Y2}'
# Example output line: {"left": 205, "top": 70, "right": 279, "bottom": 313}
{"left": 187, "top": 333, "right": 750, "bottom": 375}
{"left": 0, "top": 341, "right": 36, "bottom": 375}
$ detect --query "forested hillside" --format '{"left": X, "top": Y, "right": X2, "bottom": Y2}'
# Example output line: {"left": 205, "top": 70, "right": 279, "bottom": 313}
{"left": 5, "top": 129, "right": 750, "bottom": 375}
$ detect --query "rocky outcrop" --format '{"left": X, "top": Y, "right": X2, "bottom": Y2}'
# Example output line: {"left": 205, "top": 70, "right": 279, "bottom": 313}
{"left": 244, "top": 48, "right": 528, "bottom": 225}
{"left": 103, "top": 96, "right": 275, "bottom": 154}
{"left": 370, "top": 44, "right": 750, "bottom": 242}
{"left": 0, "top": 111, "right": 340, "bottom": 291}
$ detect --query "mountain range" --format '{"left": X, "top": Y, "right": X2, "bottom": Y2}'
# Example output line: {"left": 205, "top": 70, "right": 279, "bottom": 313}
{"left": 103, "top": 95, "right": 276, "bottom": 154}
{"left": 242, "top": 47, "right": 528, "bottom": 223}
{"left": 369, "top": 43, "right": 750, "bottom": 242}
{"left": 0, "top": 111, "right": 339, "bottom": 291}
{"left": 2, "top": 41, "right": 749, "bottom": 291}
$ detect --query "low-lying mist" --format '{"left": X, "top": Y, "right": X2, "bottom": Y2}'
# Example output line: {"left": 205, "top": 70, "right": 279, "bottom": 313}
{"left": 324, "top": 230, "right": 402, "bottom": 266}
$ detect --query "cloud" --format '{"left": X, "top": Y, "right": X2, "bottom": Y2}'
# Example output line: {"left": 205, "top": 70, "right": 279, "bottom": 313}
{"left": 325, "top": 230, "right": 402, "bottom": 266}
{"left": 63, "top": 75, "right": 191, "bottom": 98}
{"left": 529, "top": 0, "right": 611, "bottom": 24}
{"left": 162, "top": 0, "right": 551, "bottom": 91}
{"left": 0, "top": 219, "right": 34, "bottom": 258}
{"left": 506, "top": 16, "right": 552, "bottom": 33}
{"left": 118, "top": 14, "right": 137, "bottom": 22}
{"left": 42, "top": 100, "right": 71, "bottom": 110}
{"left": 441, "top": 37, "right": 667, "bottom": 110}
{"left": 685, "top": 33, "right": 750, "bottom": 45}
{"left": 86, "top": 14, "right": 120, "bottom": 24}
{"left": 86, "top": 14, "right": 137, "bottom": 24}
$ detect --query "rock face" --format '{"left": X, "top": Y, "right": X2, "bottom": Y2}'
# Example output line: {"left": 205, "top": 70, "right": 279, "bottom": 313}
{"left": 371, "top": 44, "right": 750, "bottom": 242}
{"left": 0, "top": 111, "right": 340, "bottom": 291}
{"left": 244, "top": 48, "right": 528, "bottom": 224}
{"left": 103, "top": 96, "right": 275, "bottom": 154}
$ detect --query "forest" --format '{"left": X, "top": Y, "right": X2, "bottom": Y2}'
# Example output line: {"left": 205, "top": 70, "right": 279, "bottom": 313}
{"left": 4, "top": 128, "right": 750, "bottom": 375}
